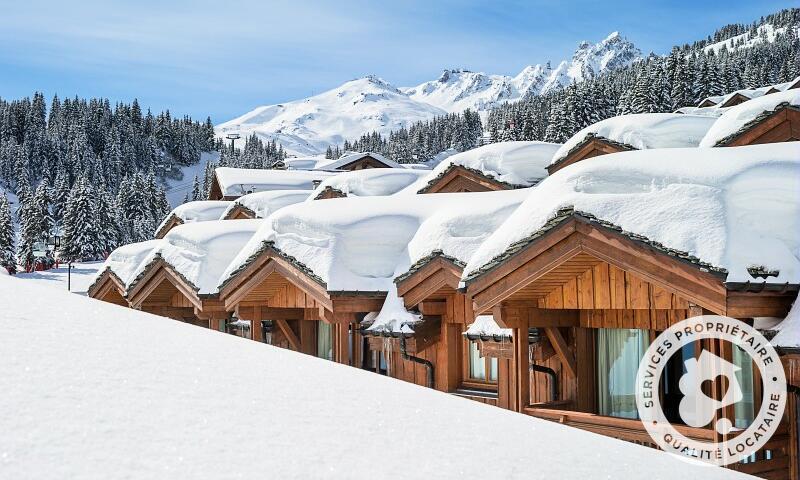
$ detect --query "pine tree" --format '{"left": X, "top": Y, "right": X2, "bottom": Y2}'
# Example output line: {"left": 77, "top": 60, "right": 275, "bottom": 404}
{"left": 60, "top": 176, "right": 100, "bottom": 261}
{"left": 0, "top": 193, "right": 14, "bottom": 273}
{"left": 191, "top": 175, "right": 201, "bottom": 201}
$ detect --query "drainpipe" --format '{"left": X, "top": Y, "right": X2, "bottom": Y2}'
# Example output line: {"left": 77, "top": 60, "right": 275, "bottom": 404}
{"left": 530, "top": 363, "right": 559, "bottom": 402}
{"left": 399, "top": 334, "right": 435, "bottom": 389}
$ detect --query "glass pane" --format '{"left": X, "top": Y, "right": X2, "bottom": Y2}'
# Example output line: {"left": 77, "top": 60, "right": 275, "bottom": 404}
{"left": 597, "top": 329, "right": 649, "bottom": 419}
{"left": 733, "top": 345, "right": 755, "bottom": 429}
{"left": 317, "top": 322, "right": 333, "bottom": 361}
{"left": 468, "top": 341, "right": 485, "bottom": 380}
{"left": 489, "top": 357, "right": 498, "bottom": 382}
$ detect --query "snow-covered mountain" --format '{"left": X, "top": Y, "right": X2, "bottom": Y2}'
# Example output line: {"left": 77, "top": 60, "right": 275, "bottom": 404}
{"left": 216, "top": 76, "right": 446, "bottom": 156}
{"left": 403, "top": 32, "right": 640, "bottom": 112}
{"left": 217, "top": 32, "right": 641, "bottom": 155}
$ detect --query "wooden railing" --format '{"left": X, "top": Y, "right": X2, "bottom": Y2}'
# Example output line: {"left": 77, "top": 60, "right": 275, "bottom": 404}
{"left": 524, "top": 405, "right": 793, "bottom": 480}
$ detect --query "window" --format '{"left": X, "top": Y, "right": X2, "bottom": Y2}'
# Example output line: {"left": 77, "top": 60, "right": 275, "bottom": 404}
{"left": 465, "top": 340, "right": 498, "bottom": 385}
{"left": 596, "top": 329, "right": 649, "bottom": 419}
{"left": 317, "top": 321, "right": 334, "bottom": 361}
{"left": 732, "top": 345, "right": 755, "bottom": 429}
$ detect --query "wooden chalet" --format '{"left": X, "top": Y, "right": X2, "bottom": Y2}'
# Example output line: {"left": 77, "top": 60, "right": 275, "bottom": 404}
{"left": 713, "top": 105, "right": 800, "bottom": 147}
{"left": 208, "top": 168, "right": 332, "bottom": 201}
{"left": 321, "top": 152, "right": 400, "bottom": 171}
{"left": 362, "top": 251, "right": 520, "bottom": 408}
{"left": 457, "top": 208, "right": 799, "bottom": 479}
{"left": 417, "top": 164, "right": 516, "bottom": 193}
{"left": 546, "top": 134, "right": 632, "bottom": 176}
{"left": 222, "top": 204, "right": 256, "bottom": 220}
{"left": 126, "top": 255, "right": 229, "bottom": 329}
{"left": 699, "top": 92, "right": 753, "bottom": 109}
{"left": 87, "top": 268, "right": 129, "bottom": 306}
{"left": 154, "top": 214, "right": 184, "bottom": 239}
{"left": 217, "top": 243, "right": 385, "bottom": 365}
{"left": 313, "top": 186, "right": 347, "bottom": 200}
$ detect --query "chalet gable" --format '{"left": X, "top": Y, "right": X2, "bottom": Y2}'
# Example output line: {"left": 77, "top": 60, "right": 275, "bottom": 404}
{"left": 546, "top": 135, "right": 633, "bottom": 176}
{"left": 87, "top": 268, "right": 128, "bottom": 306}
{"left": 714, "top": 104, "right": 800, "bottom": 147}
{"left": 154, "top": 214, "right": 183, "bottom": 239}
{"left": 463, "top": 210, "right": 797, "bottom": 319}
{"left": 218, "top": 242, "right": 386, "bottom": 323}
{"left": 417, "top": 164, "right": 517, "bottom": 193}
{"left": 222, "top": 204, "right": 256, "bottom": 220}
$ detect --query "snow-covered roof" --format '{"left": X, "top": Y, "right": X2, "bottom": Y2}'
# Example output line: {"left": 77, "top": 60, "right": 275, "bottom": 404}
{"left": 309, "top": 168, "right": 428, "bottom": 199}
{"left": 673, "top": 105, "right": 729, "bottom": 118}
{"left": 222, "top": 190, "right": 309, "bottom": 219}
{"left": 411, "top": 141, "right": 562, "bottom": 191}
{"left": 0, "top": 275, "right": 746, "bottom": 479}
{"left": 464, "top": 142, "right": 800, "bottom": 285}
{"left": 550, "top": 114, "right": 717, "bottom": 166}
{"left": 699, "top": 89, "right": 800, "bottom": 147}
{"left": 132, "top": 220, "right": 262, "bottom": 295}
{"left": 89, "top": 240, "right": 160, "bottom": 290}
{"left": 155, "top": 201, "right": 232, "bottom": 236}
{"left": 319, "top": 151, "right": 404, "bottom": 170}
{"left": 698, "top": 88, "right": 765, "bottom": 107}
{"left": 221, "top": 190, "right": 529, "bottom": 293}
{"left": 367, "top": 189, "right": 527, "bottom": 333}
{"left": 771, "top": 293, "right": 800, "bottom": 349}
{"left": 283, "top": 156, "right": 331, "bottom": 170}
{"left": 214, "top": 167, "right": 336, "bottom": 197}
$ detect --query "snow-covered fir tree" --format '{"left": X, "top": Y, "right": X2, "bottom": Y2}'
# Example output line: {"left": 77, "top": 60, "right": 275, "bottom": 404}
{"left": 59, "top": 176, "right": 100, "bottom": 261}
{"left": 0, "top": 193, "right": 14, "bottom": 272}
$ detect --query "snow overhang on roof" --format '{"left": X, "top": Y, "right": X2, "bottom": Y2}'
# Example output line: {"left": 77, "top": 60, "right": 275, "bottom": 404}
{"left": 699, "top": 89, "right": 800, "bottom": 147}
{"left": 549, "top": 113, "right": 717, "bottom": 168}
{"left": 463, "top": 142, "right": 800, "bottom": 287}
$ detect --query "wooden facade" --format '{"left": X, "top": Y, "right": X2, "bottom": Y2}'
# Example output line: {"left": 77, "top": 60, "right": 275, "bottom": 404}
{"left": 222, "top": 204, "right": 256, "bottom": 220}
{"left": 126, "top": 258, "right": 229, "bottom": 329}
{"left": 218, "top": 246, "right": 385, "bottom": 365}
{"left": 459, "top": 213, "right": 799, "bottom": 479}
{"left": 154, "top": 214, "right": 183, "bottom": 239}
{"left": 87, "top": 269, "right": 128, "bottom": 306}
{"left": 328, "top": 153, "right": 396, "bottom": 171}
{"left": 546, "top": 137, "right": 632, "bottom": 176}
{"left": 313, "top": 186, "right": 347, "bottom": 200}
{"left": 418, "top": 165, "right": 513, "bottom": 194}
{"left": 717, "top": 106, "right": 800, "bottom": 147}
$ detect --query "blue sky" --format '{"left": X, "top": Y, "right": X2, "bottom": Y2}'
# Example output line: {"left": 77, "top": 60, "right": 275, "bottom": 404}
{"left": 0, "top": 1, "right": 794, "bottom": 122}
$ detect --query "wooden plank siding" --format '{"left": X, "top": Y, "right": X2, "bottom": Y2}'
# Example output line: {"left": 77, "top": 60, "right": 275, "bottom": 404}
{"left": 546, "top": 138, "right": 631, "bottom": 176}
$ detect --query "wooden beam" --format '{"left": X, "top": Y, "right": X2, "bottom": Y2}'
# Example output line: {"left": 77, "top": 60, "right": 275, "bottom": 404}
{"left": 419, "top": 301, "right": 446, "bottom": 316}
{"left": 275, "top": 318, "right": 300, "bottom": 350}
{"left": 544, "top": 327, "right": 576, "bottom": 378}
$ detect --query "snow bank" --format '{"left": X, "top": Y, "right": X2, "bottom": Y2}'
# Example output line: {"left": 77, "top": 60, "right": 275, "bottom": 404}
{"left": 699, "top": 89, "right": 800, "bottom": 147}
{"left": 0, "top": 276, "right": 746, "bottom": 479}
{"left": 321, "top": 151, "right": 403, "bottom": 170}
{"left": 222, "top": 190, "right": 309, "bottom": 218}
{"left": 222, "top": 190, "right": 528, "bottom": 293}
{"left": 309, "top": 168, "right": 428, "bottom": 199}
{"left": 214, "top": 167, "right": 336, "bottom": 197}
{"left": 771, "top": 293, "right": 800, "bottom": 349}
{"left": 155, "top": 200, "right": 232, "bottom": 234}
{"left": 550, "top": 114, "right": 717, "bottom": 165}
{"left": 89, "top": 240, "right": 160, "bottom": 289}
{"left": 133, "top": 220, "right": 261, "bottom": 295}
{"left": 465, "top": 143, "right": 800, "bottom": 284}
{"left": 411, "top": 141, "right": 562, "bottom": 191}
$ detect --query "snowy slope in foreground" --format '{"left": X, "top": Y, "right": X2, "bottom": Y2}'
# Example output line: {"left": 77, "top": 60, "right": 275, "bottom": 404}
{"left": 216, "top": 76, "right": 446, "bottom": 156}
{"left": 0, "top": 277, "right": 748, "bottom": 479}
